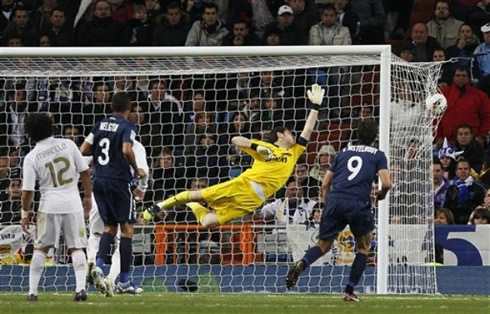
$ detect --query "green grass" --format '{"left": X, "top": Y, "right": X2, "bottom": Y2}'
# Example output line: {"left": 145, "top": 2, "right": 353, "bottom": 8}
{"left": 0, "top": 293, "right": 488, "bottom": 314}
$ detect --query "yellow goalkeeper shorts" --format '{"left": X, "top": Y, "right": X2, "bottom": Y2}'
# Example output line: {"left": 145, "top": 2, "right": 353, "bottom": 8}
{"left": 200, "top": 176, "right": 265, "bottom": 225}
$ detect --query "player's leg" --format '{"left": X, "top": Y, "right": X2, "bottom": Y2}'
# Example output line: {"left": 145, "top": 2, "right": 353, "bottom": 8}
{"left": 186, "top": 202, "right": 220, "bottom": 229}
{"left": 116, "top": 222, "right": 135, "bottom": 292}
{"left": 62, "top": 212, "right": 89, "bottom": 301}
{"left": 158, "top": 190, "right": 203, "bottom": 209}
{"left": 86, "top": 199, "right": 104, "bottom": 285}
{"left": 343, "top": 231, "right": 373, "bottom": 302}
{"left": 285, "top": 237, "right": 334, "bottom": 289}
{"left": 107, "top": 231, "right": 120, "bottom": 287}
{"left": 28, "top": 212, "right": 59, "bottom": 300}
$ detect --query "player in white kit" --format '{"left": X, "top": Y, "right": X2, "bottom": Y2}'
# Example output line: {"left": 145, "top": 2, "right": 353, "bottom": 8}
{"left": 86, "top": 139, "right": 149, "bottom": 294}
{"left": 21, "top": 113, "right": 92, "bottom": 301}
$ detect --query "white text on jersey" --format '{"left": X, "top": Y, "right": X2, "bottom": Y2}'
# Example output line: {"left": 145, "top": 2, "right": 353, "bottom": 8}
{"left": 99, "top": 122, "right": 120, "bottom": 132}
{"left": 346, "top": 145, "right": 378, "bottom": 154}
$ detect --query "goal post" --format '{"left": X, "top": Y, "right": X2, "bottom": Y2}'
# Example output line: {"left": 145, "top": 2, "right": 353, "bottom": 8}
{"left": 0, "top": 46, "right": 442, "bottom": 295}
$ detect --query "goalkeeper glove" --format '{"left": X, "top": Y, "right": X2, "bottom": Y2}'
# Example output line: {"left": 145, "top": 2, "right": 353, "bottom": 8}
{"left": 307, "top": 83, "right": 325, "bottom": 110}
{"left": 142, "top": 204, "right": 161, "bottom": 222}
{"left": 251, "top": 143, "right": 274, "bottom": 160}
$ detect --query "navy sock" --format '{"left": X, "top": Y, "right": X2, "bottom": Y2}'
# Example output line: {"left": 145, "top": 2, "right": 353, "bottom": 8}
{"left": 345, "top": 253, "right": 368, "bottom": 294}
{"left": 119, "top": 237, "right": 132, "bottom": 283}
{"left": 96, "top": 232, "right": 115, "bottom": 269}
{"left": 300, "top": 246, "right": 324, "bottom": 268}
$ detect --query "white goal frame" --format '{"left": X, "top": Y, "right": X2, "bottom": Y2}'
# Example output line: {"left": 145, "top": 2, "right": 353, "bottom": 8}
{"left": 0, "top": 45, "right": 393, "bottom": 294}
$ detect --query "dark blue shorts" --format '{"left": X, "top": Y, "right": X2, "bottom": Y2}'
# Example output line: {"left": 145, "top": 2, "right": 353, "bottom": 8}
{"left": 93, "top": 177, "right": 135, "bottom": 226}
{"left": 319, "top": 196, "right": 375, "bottom": 239}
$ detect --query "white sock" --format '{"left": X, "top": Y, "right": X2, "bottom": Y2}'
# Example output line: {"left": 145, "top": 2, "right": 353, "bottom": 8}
{"left": 29, "top": 251, "right": 46, "bottom": 296}
{"left": 71, "top": 250, "right": 88, "bottom": 293}
{"left": 87, "top": 234, "right": 100, "bottom": 265}
{"left": 108, "top": 247, "right": 121, "bottom": 285}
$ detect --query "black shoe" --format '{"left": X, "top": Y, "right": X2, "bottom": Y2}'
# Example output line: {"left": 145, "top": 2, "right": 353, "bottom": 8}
{"left": 286, "top": 260, "right": 304, "bottom": 289}
{"left": 74, "top": 289, "right": 87, "bottom": 301}
{"left": 27, "top": 294, "right": 38, "bottom": 301}
{"left": 343, "top": 292, "right": 360, "bottom": 302}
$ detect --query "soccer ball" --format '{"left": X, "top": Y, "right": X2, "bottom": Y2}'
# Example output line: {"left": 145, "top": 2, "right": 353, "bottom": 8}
{"left": 425, "top": 93, "right": 447, "bottom": 115}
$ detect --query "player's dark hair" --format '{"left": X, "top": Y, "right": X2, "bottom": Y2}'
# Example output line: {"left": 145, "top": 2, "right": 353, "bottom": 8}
{"left": 112, "top": 92, "right": 132, "bottom": 113}
{"left": 357, "top": 119, "right": 378, "bottom": 145}
{"left": 269, "top": 126, "right": 290, "bottom": 143}
{"left": 25, "top": 113, "right": 53, "bottom": 142}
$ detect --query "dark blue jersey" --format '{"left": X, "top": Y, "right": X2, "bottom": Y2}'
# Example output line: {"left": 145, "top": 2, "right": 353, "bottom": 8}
{"left": 329, "top": 145, "right": 388, "bottom": 202}
{"left": 90, "top": 115, "right": 136, "bottom": 182}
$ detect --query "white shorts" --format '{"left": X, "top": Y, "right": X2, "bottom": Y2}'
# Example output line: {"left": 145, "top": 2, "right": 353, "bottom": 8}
{"left": 35, "top": 212, "right": 87, "bottom": 249}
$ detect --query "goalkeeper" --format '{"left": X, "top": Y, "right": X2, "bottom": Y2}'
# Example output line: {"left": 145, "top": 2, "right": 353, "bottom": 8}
{"left": 144, "top": 84, "right": 325, "bottom": 229}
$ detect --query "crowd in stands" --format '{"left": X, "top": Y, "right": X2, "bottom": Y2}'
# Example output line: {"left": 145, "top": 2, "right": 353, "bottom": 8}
{"left": 0, "top": 0, "right": 490, "bottom": 231}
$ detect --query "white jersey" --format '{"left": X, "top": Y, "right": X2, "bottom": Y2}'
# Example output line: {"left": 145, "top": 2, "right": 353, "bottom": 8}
{"left": 23, "top": 137, "right": 89, "bottom": 214}
{"left": 133, "top": 140, "right": 149, "bottom": 190}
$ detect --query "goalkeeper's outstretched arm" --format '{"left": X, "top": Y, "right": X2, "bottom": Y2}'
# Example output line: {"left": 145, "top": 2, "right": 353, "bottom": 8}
{"left": 300, "top": 84, "right": 325, "bottom": 141}
{"left": 231, "top": 136, "right": 273, "bottom": 160}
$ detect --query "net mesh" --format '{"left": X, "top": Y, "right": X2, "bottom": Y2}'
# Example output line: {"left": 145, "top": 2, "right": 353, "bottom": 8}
{"left": 0, "top": 53, "right": 442, "bottom": 294}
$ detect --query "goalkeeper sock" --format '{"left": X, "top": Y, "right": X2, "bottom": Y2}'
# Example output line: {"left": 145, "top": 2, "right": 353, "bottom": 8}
{"left": 345, "top": 253, "right": 368, "bottom": 294}
{"left": 72, "top": 250, "right": 87, "bottom": 293}
{"left": 158, "top": 191, "right": 191, "bottom": 209}
{"left": 119, "top": 237, "right": 132, "bottom": 284}
{"left": 187, "top": 202, "right": 209, "bottom": 224}
{"left": 96, "top": 232, "right": 115, "bottom": 269}
{"left": 301, "top": 246, "right": 324, "bottom": 268}
{"left": 29, "top": 251, "right": 46, "bottom": 296}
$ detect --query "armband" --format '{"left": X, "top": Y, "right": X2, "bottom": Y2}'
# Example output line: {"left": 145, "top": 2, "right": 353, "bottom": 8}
{"left": 312, "top": 104, "right": 320, "bottom": 111}
{"left": 21, "top": 210, "right": 31, "bottom": 219}
{"left": 250, "top": 143, "right": 258, "bottom": 151}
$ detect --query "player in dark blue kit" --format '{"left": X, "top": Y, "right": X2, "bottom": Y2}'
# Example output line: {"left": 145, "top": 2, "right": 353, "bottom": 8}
{"left": 80, "top": 92, "right": 144, "bottom": 296}
{"left": 285, "top": 119, "right": 392, "bottom": 302}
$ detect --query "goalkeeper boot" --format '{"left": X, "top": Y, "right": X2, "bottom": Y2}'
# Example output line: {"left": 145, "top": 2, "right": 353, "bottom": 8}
{"left": 116, "top": 281, "right": 144, "bottom": 294}
{"left": 343, "top": 292, "right": 360, "bottom": 302}
{"left": 74, "top": 289, "right": 87, "bottom": 302}
{"left": 91, "top": 266, "right": 107, "bottom": 295}
{"left": 142, "top": 204, "right": 161, "bottom": 222}
{"left": 286, "top": 260, "right": 304, "bottom": 289}
{"left": 104, "top": 277, "right": 115, "bottom": 297}
{"left": 27, "top": 294, "right": 38, "bottom": 301}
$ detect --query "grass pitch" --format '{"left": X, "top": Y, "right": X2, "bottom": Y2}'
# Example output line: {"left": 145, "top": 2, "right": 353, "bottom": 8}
{"left": 0, "top": 293, "right": 488, "bottom": 314}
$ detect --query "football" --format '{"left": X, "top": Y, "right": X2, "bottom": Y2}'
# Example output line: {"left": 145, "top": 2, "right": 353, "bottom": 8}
{"left": 425, "top": 93, "right": 447, "bottom": 115}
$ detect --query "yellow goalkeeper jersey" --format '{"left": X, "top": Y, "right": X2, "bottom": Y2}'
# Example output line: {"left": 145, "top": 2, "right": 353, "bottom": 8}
{"left": 239, "top": 139, "right": 306, "bottom": 198}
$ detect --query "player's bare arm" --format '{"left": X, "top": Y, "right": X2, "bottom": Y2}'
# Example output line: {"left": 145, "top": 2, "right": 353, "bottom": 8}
{"left": 122, "top": 142, "right": 144, "bottom": 178}
{"left": 80, "top": 140, "right": 92, "bottom": 156}
{"left": 300, "top": 84, "right": 325, "bottom": 141}
{"left": 80, "top": 170, "right": 92, "bottom": 217}
{"left": 376, "top": 169, "right": 392, "bottom": 201}
{"left": 20, "top": 190, "right": 34, "bottom": 234}
{"left": 320, "top": 170, "right": 334, "bottom": 200}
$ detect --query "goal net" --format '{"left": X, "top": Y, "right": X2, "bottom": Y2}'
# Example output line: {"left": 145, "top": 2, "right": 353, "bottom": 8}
{"left": 0, "top": 47, "right": 443, "bottom": 294}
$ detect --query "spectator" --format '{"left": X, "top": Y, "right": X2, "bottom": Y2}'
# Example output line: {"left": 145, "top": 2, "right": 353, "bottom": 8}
{"left": 2, "top": 5, "right": 38, "bottom": 46}
{"left": 264, "top": 5, "right": 298, "bottom": 45}
{"left": 294, "top": 163, "right": 320, "bottom": 199}
{"left": 446, "top": 23, "right": 479, "bottom": 71}
{"left": 2, "top": 83, "right": 36, "bottom": 147}
{"left": 480, "top": 155, "right": 490, "bottom": 188}
{"left": 222, "top": 19, "right": 260, "bottom": 46}
{"left": 426, "top": 0, "right": 464, "bottom": 49}
{"left": 255, "top": 180, "right": 316, "bottom": 224}
{"left": 112, "top": 75, "right": 136, "bottom": 99}
{"left": 108, "top": 0, "right": 133, "bottom": 26}
{"left": 62, "top": 125, "right": 83, "bottom": 147}
{"left": 454, "top": 123, "right": 485, "bottom": 173}
{"left": 468, "top": 0, "right": 490, "bottom": 40}
{"left": 152, "top": 2, "right": 189, "bottom": 46}
{"left": 263, "top": 26, "right": 281, "bottom": 45}
{"left": 308, "top": 202, "right": 323, "bottom": 225}
{"left": 438, "top": 138, "right": 459, "bottom": 180}
{"left": 288, "top": 0, "right": 318, "bottom": 45}
{"left": 5, "top": 33, "right": 22, "bottom": 46}
{"left": 30, "top": 0, "right": 57, "bottom": 31}
{"left": 218, "top": 112, "right": 252, "bottom": 177}
{"left": 484, "top": 187, "right": 490, "bottom": 206}
{"left": 77, "top": 0, "right": 122, "bottom": 46}
{"left": 129, "top": 103, "right": 151, "bottom": 150}
{"left": 434, "top": 158, "right": 450, "bottom": 209}
{"left": 0, "top": 177, "right": 21, "bottom": 224}
{"left": 181, "top": 0, "right": 200, "bottom": 24}
{"left": 185, "top": 2, "right": 228, "bottom": 46}
{"left": 309, "top": 4, "right": 351, "bottom": 46}
{"left": 334, "top": 0, "right": 360, "bottom": 44}
{"left": 0, "top": 0, "right": 15, "bottom": 41}
{"left": 249, "top": 0, "right": 275, "bottom": 32}
{"left": 38, "top": 32, "right": 52, "bottom": 46}
{"left": 437, "top": 67, "right": 490, "bottom": 144}
{"left": 140, "top": 78, "right": 184, "bottom": 155}
{"left": 349, "top": 0, "right": 385, "bottom": 44}
{"left": 0, "top": 155, "right": 9, "bottom": 192}
{"left": 151, "top": 148, "right": 185, "bottom": 202}
{"left": 309, "top": 144, "right": 336, "bottom": 182}
{"left": 473, "top": 23, "right": 490, "bottom": 94}
{"left": 469, "top": 206, "right": 490, "bottom": 224}
{"left": 435, "top": 208, "right": 455, "bottom": 224}
{"left": 184, "top": 111, "right": 217, "bottom": 155}
{"left": 121, "top": 4, "right": 152, "bottom": 45}
{"left": 443, "top": 159, "right": 486, "bottom": 224}
{"left": 399, "top": 48, "right": 414, "bottom": 62}
{"left": 401, "top": 23, "right": 441, "bottom": 62}
{"left": 191, "top": 134, "right": 220, "bottom": 183}
{"left": 43, "top": 7, "right": 74, "bottom": 46}
{"left": 82, "top": 82, "right": 112, "bottom": 131}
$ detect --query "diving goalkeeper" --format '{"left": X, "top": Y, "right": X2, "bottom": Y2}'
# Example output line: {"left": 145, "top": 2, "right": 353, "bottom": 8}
{"left": 144, "top": 84, "right": 325, "bottom": 229}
